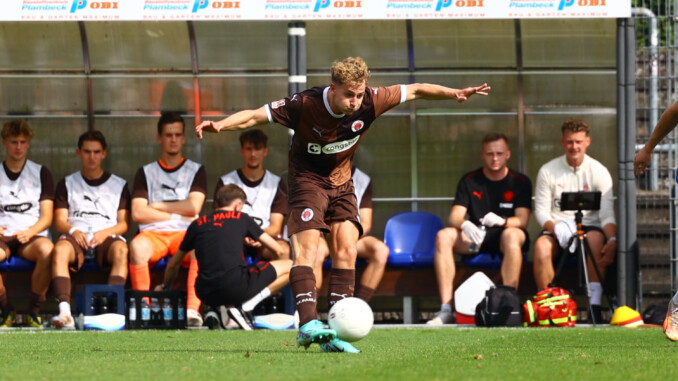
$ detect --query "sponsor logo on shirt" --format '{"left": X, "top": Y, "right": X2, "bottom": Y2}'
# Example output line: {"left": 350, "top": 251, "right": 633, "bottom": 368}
{"left": 307, "top": 136, "right": 360, "bottom": 155}
{"left": 271, "top": 99, "right": 285, "bottom": 109}
{"left": 301, "top": 208, "right": 314, "bottom": 222}
{"left": 3, "top": 203, "right": 32, "bottom": 213}
{"left": 499, "top": 203, "right": 514, "bottom": 209}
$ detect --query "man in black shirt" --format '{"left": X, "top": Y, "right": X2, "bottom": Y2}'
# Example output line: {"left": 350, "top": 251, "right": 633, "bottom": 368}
{"left": 427, "top": 132, "right": 532, "bottom": 325}
{"left": 157, "top": 184, "right": 292, "bottom": 330}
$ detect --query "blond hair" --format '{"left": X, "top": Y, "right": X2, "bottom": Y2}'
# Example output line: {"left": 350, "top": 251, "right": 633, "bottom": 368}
{"left": 561, "top": 118, "right": 590, "bottom": 136}
{"left": 330, "top": 57, "right": 370, "bottom": 86}
{"left": 2, "top": 120, "right": 33, "bottom": 141}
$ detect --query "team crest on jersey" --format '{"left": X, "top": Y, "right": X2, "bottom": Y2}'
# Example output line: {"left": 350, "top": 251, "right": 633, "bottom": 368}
{"left": 351, "top": 120, "right": 365, "bottom": 132}
{"left": 503, "top": 190, "right": 514, "bottom": 203}
{"left": 301, "top": 208, "right": 314, "bottom": 222}
{"left": 271, "top": 99, "right": 285, "bottom": 109}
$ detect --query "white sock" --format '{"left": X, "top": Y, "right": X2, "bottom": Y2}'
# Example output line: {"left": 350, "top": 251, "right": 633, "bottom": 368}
{"left": 242, "top": 288, "right": 272, "bottom": 312}
{"left": 672, "top": 291, "right": 678, "bottom": 305}
{"left": 59, "top": 301, "right": 71, "bottom": 317}
{"left": 441, "top": 304, "right": 452, "bottom": 313}
{"left": 589, "top": 282, "right": 602, "bottom": 306}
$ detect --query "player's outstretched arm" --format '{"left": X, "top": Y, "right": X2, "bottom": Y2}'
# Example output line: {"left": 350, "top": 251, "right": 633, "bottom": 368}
{"left": 635, "top": 101, "right": 678, "bottom": 175}
{"left": 195, "top": 106, "right": 269, "bottom": 139}
{"left": 405, "top": 83, "right": 490, "bottom": 103}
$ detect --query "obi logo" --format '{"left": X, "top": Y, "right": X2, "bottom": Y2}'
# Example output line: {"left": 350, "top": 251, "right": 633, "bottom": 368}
{"left": 314, "top": 0, "right": 361, "bottom": 12}
{"left": 559, "top": 0, "right": 606, "bottom": 11}
{"left": 71, "top": 0, "right": 118, "bottom": 13}
{"left": 193, "top": 0, "right": 240, "bottom": 12}
{"left": 436, "top": 0, "right": 483, "bottom": 11}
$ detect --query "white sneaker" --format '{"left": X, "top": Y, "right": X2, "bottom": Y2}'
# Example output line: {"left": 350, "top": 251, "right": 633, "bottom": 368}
{"left": 51, "top": 314, "right": 76, "bottom": 330}
{"left": 187, "top": 309, "right": 203, "bottom": 328}
{"left": 663, "top": 298, "right": 678, "bottom": 341}
{"left": 426, "top": 310, "right": 454, "bottom": 325}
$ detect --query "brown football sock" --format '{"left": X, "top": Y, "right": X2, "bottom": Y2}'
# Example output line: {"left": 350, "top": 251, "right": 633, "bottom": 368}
{"left": 328, "top": 268, "right": 355, "bottom": 309}
{"left": 354, "top": 285, "right": 375, "bottom": 303}
{"left": 52, "top": 276, "right": 72, "bottom": 304}
{"left": 290, "top": 265, "right": 317, "bottom": 327}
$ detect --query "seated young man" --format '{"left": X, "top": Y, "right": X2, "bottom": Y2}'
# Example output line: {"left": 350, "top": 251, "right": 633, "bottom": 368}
{"left": 156, "top": 184, "right": 292, "bottom": 330}
{"left": 50, "top": 130, "right": 130, "bottom": 329}
{"left": 428, "top": 132, "right": 532, "bottom": 325}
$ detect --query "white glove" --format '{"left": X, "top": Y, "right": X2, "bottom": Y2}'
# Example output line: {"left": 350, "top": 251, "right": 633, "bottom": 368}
{"left": 480, "top": 212, "right": 506, "bottom": 227}
{"left": 553, "top": 219, "right": 577, "bottom": 253}
{"left": 461, "top": 220, "right": 485, "bottom": 245}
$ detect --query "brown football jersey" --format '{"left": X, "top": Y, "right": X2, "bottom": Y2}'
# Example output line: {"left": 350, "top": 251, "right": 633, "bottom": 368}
{"left": 267, "top": 85, "right": 403, "bottom": 188}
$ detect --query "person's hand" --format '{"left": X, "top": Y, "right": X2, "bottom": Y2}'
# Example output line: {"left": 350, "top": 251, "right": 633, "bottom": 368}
{"left": 553, "top": 219, "right": 577, "bottom": 252}
{"left": 13, "top": 230, "right": 32, "bottom": 244}
{"left": 480, "top": 212, "right": 506, "bottom": 227}
{"left": 153, "top": 285, "right": 164, "bottom": 292}
{"left": 244, "top": 237, "right": 262, "bottom": 247}
{"left": 0, "top": 226, "right": 6, "bottom": 236}
{"left": 461, "top": 220, "right": 484, "bottom": 245}
{"left": 195, "top": 120, "right": 220, "bottom": 139}
{"left": 71, "top": 229, "right": 89, "bottom": 249}
{"left": 634, "top": 146, "right": 653, "bottom": 176}
{"left": 457, "top": 83, "right": 491, "bottom": 103}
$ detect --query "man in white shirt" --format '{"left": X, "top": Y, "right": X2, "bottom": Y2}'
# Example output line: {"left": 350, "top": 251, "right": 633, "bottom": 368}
{"left": 533, "top": 118, "right": 617, "bottom": 322}
{"left": 0, "top": 120, "right": 54, "bottom": 328}
{"left": 50, "top": 130, "right": 130, "bottom": 329}
{"left": 214, "top": 129, "right": 290, "bottom": 260}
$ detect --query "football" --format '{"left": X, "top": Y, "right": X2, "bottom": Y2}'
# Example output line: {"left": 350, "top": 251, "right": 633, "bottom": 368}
{"left": 328, "top": 297, "right": 374, "bottom": 342}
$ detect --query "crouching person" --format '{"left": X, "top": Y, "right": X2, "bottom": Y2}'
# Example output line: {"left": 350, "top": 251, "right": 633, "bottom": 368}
{"left": 156, "top": 184, "right": 292, "bottom": 330}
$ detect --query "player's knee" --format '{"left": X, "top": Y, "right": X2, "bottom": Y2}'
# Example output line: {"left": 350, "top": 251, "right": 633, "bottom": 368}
{"left": 110, "top": 246, "right": 128, "bottom": 267}
{"left": 372, "top": 243, "right": 389, "bottom": 266}
{"left": 436, "top": 228, "right": 455, "bottom": 248}
{"left": 129, "top": 238, "right": 151, "bottom": 263}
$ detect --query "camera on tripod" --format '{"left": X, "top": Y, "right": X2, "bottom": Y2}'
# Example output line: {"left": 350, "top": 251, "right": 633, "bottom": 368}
{"left": 559, "top": 191, "right": 601, "bottom": 212}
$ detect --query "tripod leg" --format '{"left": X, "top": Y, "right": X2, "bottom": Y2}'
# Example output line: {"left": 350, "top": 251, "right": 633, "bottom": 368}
{"left": 576, "top": 236, "right": 596, "bottom": 325}
{"left": 582, "top": 237, "right": 614, "bottom": 312}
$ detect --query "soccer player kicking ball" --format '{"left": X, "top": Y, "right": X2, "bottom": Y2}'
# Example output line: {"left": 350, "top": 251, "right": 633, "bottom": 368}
{"left": 156, "top": 184, "right": 292, "bottom": 330}
{"left": 635, "top": 101, "right": 678, "bottom": 341}
{"left": 196, "top": 56, "right": 490, "bottom": 353}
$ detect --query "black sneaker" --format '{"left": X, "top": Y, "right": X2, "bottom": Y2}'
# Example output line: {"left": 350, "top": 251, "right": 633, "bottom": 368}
{"left": 227, "top": 307, "right": 254, "bottom": 331}
{"left": 204, "top": 311, "right": 221, "bottom": 330}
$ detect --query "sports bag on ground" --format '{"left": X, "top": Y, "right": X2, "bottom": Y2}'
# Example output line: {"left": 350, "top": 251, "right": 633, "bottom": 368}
{"left": 475, "top": 285, "right": 523, "bottom": 326}
{"left": 523, "top": 287, "right": 577, "bottom": 327}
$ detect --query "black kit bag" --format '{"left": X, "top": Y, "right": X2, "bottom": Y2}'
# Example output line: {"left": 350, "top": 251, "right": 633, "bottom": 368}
{"left": 642, "top": 302, "right": 668, "bottom": 325}
{"left": 475, "top": 285, "right": 523, "bottom": 327}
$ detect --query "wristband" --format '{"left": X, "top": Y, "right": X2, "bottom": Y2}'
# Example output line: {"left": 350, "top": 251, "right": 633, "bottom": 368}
{"left": 68, "top": 227, "right": 79, "bottom": 236}
{"left": 608, "top": 236, "right": 617, "bottom": 242}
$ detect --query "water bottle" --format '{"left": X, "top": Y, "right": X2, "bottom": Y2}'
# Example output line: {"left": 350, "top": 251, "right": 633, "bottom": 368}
{"left": 469, "top": 226, "right": 487, "bottom": 253}
{"left": 129, "top": 297, "right": 137, "bottom": 325}
{"left": 84, "top": 226, "right": 96, "bottom": 261}
{"left": 162, "top": 298, "right": 173, "bottom": 327}
{"left": 141, "top": 298, "right": 151, "bottom": 328}
{"left": 177, "top": 296, "right": 186, "bottom": 326}
{"left": 150, "top": 297, "right": 161, "bottom": 326}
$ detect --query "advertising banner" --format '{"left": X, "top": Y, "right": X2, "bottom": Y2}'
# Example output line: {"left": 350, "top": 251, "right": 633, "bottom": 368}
{"left": 5, "top": 0, "right": 632, "bottom": 21}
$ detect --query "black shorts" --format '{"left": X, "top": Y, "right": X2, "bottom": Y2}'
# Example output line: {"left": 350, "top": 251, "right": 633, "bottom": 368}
{"left": 0, "top": 235, "right": 50, "bottom": 259}
{"left": 539, "top": 225, "right": 605, "bottom": 261}
{"left": 287, "top": 178, "right": 362, "bottom": 237}
{"left": 478, "top": 226, "right": 530, "bottom": 255}
{"left": 196, "top": 260, "right": 277, "bottom": 307}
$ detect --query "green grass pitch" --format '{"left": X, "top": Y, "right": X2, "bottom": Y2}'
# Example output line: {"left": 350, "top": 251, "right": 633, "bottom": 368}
{"left": 2, "top": 326, "right": 677, "bottom": 380}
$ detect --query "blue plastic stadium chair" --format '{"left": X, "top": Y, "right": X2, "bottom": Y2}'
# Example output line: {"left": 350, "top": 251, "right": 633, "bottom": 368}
{"left": 462, "top": 251, "right": 529, "bottom": 269}
{"left": 0, "top": 256, "right": 36, "bottom": 272}
{"left": 151, "top": 256, "right": 170, "bottom": 270}
{"left": 384, "top": 211, "right": 444, "bottom": 269}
